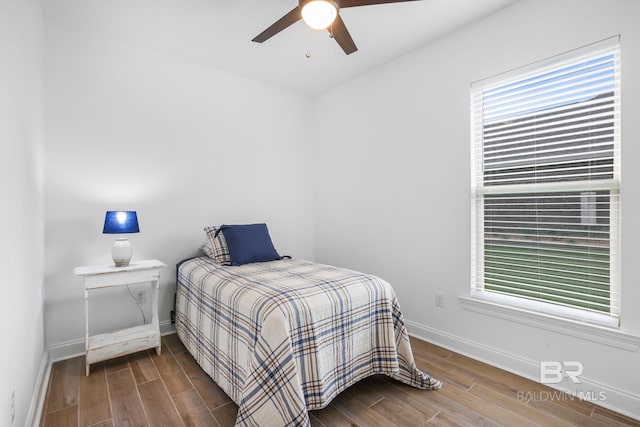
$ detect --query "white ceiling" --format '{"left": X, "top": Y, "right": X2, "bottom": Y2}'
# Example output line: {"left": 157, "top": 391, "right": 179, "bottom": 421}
{"left": 46, "top": 0, "right": 519, "bottom": 95}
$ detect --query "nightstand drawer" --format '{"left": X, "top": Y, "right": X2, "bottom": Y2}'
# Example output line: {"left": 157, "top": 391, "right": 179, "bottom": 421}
{"left": 82, "top": 269, "right": 161, "bottom": 289}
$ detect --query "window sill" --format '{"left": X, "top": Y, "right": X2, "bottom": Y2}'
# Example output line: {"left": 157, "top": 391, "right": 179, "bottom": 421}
{"left": 459, "top": 295, "right": 640, "bottom": 352}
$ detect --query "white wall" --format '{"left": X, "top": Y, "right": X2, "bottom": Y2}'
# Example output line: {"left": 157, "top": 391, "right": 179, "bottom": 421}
{"left": 43, "top": 13, "right": 315, "bottom": 348}
{"left": 0, "top": 0, "right": 45, "bottom": 425}
{"left": 314, "top": 0, "right": 640, "bottom": 419}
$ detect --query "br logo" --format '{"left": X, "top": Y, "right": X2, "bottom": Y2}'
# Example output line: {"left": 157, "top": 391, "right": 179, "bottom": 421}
{"left": 540, "top": 361, "right": 584, "bottom": 384}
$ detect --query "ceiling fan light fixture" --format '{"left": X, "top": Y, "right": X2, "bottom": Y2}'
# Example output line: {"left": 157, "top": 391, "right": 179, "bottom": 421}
{"left": 301, "top": 0, "right": 338, "bottom": 30}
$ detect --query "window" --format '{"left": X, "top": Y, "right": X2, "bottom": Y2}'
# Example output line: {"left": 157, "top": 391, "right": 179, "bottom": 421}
{"left": 470, "top": 37, "right": 620, "bottom": 327}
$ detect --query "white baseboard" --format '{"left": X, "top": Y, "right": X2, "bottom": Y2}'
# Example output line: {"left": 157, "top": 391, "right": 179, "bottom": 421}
{"left": 32, "top": 321, "right": 177, "bottom": 426}
{"left": 405, "top": 319, "right": 640, "bottom": 422}
{"left": 27, "top": 350, "right": 50, "bottom": 427}
{"left": 48, "top": 337, "right": 85, "bottom": 363}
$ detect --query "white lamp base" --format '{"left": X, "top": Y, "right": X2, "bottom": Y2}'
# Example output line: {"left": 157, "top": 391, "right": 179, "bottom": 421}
{"left": 112, "top": 237, "right": 132, "bottom": 267}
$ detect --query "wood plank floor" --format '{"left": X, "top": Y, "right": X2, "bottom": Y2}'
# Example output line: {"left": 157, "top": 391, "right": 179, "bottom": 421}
{"left": 40, "top": 333, "right": 640, "bottom": 427}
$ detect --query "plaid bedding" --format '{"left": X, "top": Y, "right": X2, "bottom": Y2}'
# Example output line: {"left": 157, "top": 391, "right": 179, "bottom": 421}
{"left": 176, "top": 257, "right": 442, "bottom": 427}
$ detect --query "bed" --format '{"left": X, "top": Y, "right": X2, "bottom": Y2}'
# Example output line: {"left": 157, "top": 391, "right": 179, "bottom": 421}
{"left": 175, "top": 255, "right": 442, "bottom": 426}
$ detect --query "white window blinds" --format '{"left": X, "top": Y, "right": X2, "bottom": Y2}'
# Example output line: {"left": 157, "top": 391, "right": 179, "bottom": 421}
{"left": 471, "top": 37, "right": 620, "bottom": 325}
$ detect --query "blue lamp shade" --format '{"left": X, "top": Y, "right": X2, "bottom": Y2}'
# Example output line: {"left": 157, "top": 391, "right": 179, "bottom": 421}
{"left": 103, "top": 211, "right": 140, "bottom": 234}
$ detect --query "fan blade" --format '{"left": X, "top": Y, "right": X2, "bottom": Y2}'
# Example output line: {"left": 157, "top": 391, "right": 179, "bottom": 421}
{"left": 340, "top": 0, "right": 422, "bottom": 8}
{"left": 252, "top": 7, "right": 302, "bottom": 43}
{"left": 329, "top": 14, "right": 358, "bottom": 55}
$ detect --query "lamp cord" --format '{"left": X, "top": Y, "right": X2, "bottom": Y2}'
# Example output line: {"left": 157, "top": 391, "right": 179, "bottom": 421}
{"left": 126, "top": 285, "right": 147, "bottom": 324}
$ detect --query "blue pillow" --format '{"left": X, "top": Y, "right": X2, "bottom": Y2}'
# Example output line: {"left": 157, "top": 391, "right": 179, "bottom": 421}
{"left": 217, "top": 223, "right": 281, "bottom": 266}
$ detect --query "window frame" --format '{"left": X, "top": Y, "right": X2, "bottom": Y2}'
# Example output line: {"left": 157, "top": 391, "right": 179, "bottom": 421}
{"left": 469, "top": 37, "right": 621, "bottom": 329}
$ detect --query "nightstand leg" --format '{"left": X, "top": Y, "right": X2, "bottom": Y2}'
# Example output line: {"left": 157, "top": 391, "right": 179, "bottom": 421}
{"left": 85, "top": 288, "right": 90, "bottom": 376}
{"left": 152, "top": 278, "right": 161, "bottom": 356}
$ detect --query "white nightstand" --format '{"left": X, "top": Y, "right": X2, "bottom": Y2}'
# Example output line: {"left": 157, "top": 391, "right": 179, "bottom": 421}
{"left": 74, "top": 259, "right": 167, "bottom": 375}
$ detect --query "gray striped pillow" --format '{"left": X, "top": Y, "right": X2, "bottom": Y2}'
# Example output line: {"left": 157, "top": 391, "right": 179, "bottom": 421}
{"left": 204, "top": 226, "right": 231, "bottom": 265}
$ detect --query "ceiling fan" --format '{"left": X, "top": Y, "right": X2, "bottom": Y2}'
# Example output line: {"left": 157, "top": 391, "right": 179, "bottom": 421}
{"left": 252, "top": 0, "right": 422, "bottom": 55}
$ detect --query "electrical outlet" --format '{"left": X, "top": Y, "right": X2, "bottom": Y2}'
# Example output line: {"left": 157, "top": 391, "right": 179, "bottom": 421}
{"left": 10, "top": 390, "right": 15, "bottom": 424}
{"left": 435, "top": 292, "right": 445, "bottom": 308}
{"left": 135, "top": 290, "right": 146, "bottom": 304}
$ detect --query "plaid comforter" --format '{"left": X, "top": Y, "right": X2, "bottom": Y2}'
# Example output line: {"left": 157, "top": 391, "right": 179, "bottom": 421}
{"left": 176, "top": 257, "right": 442, "bottom": 427}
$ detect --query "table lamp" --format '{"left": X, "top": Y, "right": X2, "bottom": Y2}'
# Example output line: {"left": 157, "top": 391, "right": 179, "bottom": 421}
{"left": 103, "top": 211, "right": 139, "bottom": 267}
